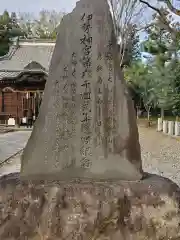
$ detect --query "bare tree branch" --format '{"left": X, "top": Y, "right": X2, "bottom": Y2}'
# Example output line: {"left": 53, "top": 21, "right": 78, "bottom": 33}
{"left": 139, "top": 0, "right": 163, "bottom": 16}
{"left": 108, "top": 0, "right": 145, "bottom": 66}
{"left": 139, "top": 0, "right": 176, "bottom": 36}
{"left": 139, "top": 0, "right": 179, "bottom": 58}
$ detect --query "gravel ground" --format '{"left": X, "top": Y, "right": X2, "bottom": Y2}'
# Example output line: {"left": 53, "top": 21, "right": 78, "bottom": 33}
{"left": 140, "top": 126, "right": 180, "bottom": 186}
{"left": 0, "top": 131, "right": 31, "bottom": 163}
{"left": 0, "top": 152, "right": 21, "bottom": 177}
{"left": 0, "top": 127, "right": 180, "bottom": 186}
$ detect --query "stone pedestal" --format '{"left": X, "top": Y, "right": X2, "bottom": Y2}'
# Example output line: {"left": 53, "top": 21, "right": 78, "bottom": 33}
{"left": 163, "top": 120, "right": 168, "bottom": 134}
{"left": 157, "top": 118, "right": 163, "bottom": 131}
{"left": 168, "top": 121, "right": 174, "bottom": 136}
{"left": 175, "top": 121, "right": 180, "bottom": 136}
{"left": 0, "top": 173, "right": 180, "bottom": 239}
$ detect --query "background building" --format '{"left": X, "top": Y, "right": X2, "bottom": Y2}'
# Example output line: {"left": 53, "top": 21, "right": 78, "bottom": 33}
{"left": 0, "top": 38, "right": 55, "bottom": 125}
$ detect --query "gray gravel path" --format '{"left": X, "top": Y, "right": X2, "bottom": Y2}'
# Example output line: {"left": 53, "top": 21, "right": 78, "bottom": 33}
{"left": 0, "top": 151, "right": 22, "bottom": 177}
{"left": 0, "top": 127, "right": 180, "bottom": 186}
{"left": 0, "top": 131, "right": 31, "bottom": 163}
{"left": 140, "top": 126, "right": 180, "bottom": 186}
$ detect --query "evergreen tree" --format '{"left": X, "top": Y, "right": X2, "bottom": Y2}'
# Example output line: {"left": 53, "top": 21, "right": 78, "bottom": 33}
{"left": 0, "top": 10, "right": 24, "bottom": 56}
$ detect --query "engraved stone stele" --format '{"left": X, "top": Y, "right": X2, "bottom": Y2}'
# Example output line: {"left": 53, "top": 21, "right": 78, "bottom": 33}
{"left": 20, "top": 0, "right": 142, "bottom": 180}
{"left": 1, "top": 1, "right": 180, "bottom": 239}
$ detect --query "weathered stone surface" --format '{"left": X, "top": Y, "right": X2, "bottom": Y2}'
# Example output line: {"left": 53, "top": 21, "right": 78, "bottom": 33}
{"left": 0, "top": 173, "right": 180, "bottom": 239}
{"left": 21, "top": 0, "right": 142, "bottom": 180}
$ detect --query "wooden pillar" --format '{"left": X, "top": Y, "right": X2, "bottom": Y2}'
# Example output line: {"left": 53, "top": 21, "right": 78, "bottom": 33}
{"left": 0, "top": 91, "right": 2, "bottom": 112}
{"left": 1, "top": 91, "right": 4, "bottom": 112}
{"left": 22, "top": 93, "right": 24, "bottom": 116}
{"left": 35, "top": 91, "right": 40, "bottom": 118}
{"left": 16, "top": 92, "right": 19, "bottom": 126}
{"left": 33, "top": 92, "right": 35, "bottom": 116}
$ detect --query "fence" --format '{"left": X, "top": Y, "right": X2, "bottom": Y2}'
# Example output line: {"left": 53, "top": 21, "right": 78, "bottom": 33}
{"left": 157, "top": 118, "right": 180, "bottom": 136}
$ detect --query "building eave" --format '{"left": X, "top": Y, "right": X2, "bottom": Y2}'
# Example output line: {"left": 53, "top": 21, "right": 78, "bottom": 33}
{"left": 0, "top": 69, "right": 48, "bottom": 83}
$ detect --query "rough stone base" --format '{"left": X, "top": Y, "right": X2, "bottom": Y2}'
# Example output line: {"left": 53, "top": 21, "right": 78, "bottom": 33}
{"left": 0, "top": 173, "right": 180, "bottom": 239}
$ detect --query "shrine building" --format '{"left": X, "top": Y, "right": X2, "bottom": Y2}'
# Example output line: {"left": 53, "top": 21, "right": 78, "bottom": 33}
{"left": 0, "top": 38, "right": 55, "bottom": 125}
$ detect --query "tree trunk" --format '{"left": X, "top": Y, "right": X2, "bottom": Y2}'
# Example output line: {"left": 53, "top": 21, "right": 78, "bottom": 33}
{"left": 136, "top": 106, "right": 139, "bottom": 119}
{"left": 147, "top": 106, "right": 151, "bottom": 127}
{"left": 161, "top": 108, "right": 164, "bottom": 119}
{"left": 147, "top": 110, "right": 150, "bottom": 121}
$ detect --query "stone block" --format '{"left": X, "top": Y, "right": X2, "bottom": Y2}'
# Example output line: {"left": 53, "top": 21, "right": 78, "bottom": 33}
{"left": 168, "top": 121, "right": 174, "bottom": 136}
{"left": 0, "top": 173, "right": 180, "bottom": 239}
{"left": 157, "top": 118, "right": 163, "bottom": 131}
{"left": 162, "top": 120, "right": 168, "bottom": 134}
{"left": 175, "top": 121, "right": 180, "bottom": 136}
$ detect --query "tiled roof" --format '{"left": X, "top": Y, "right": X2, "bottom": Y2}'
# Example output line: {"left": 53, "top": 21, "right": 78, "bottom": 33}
{"left": 0, "top": 41, "right": 55, "bottom": 81}
{"left": 0, "top": 42, "right": 55, "bottom": 71}
{"left": 0, "top": 71, "right": 20, "bottom": 81}
{"left": 0, "top": 70, "right": 48, "bottom": 81}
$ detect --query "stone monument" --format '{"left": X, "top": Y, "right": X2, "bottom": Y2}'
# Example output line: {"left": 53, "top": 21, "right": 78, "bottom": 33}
{"left": 20, "top": 0, "right": 142, "bottom": 181}
{"left": 0, "top": 0, "right": 180, "bottom": 239}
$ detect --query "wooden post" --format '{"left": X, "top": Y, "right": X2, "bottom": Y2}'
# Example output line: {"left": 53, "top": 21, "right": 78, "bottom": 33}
{"left": 16, "top": 92, "right": 20, "bottom": 127}
{"left": 1, "top": 91, "right": 4, "bottom": 112}
{"left": 33, "top": 92, "right": 35, "bottom": 117}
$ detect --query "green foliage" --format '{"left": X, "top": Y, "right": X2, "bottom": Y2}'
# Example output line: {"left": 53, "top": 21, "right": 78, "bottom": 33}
{"left": 0, "top": 10, "right": 25, "bottom": 56}
{"left": 167, "top": 61, "right": 180, "bottom": 116}
{"left": 130, "top": 5, "right": 180, "bottom": 118}
{"left": 142, "top": 7, "right": 180, "bottom": 66}
{"left": 18, "top": 10, "right": 64, "bottom": 39}
{"left": 0, "top": 9, "right": 64, "bottom": 56}
{"left": 125, "top": 60, "right": 180, "bottom": 118}
{"left": 0, "top": 11, "right": 11, "bottom": 56}
{"left": 122, "top": 24, "right": 141, "bottom": 66}
{"left": 125, "top": 62, "right": 156, "bottom": 119}
{"left": 152, "top": 65, "right": 179, "bottom": 111}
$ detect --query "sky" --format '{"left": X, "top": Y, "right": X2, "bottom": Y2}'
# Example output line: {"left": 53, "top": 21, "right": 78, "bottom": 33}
{"left": 0, "top": 0, "right": 179, "bottom": 47}
{"left": 1, "top": 0, "right": 180, "bottom": 17}
{"left": 0, "top": 0, "right": 77, "bottom": 14}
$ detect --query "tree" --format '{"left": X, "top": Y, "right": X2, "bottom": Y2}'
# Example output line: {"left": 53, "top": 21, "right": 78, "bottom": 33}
{"left": 10, "top": 12, "right": 18, "bottom": 27}
{"left": 159, "top": 0, "right": 180, "bottom": 16}
{"left": 35, "top": 10, "right": 65, "bottom": 39}
{"left": 142, "top": 14, "right": 170, "bottom": 67}
{"left": 139, "top": 1, "right": 180, "bottom": 60}
{"left": 0, "top": 9, "right": 27, "bottom": 56}
{"left": 18, "top": 10, "right": 65, "bottom": 39}
{"left": 18, "top": 12, "right": 35, "bottom": 38}
{"left": 125, "top": 62, "right": 156, "bottom": 120}
{"left": 122, "top": 24, "right": 141, "bottom": 66}
{"left": 168, "top": 61, "right": 180, "bottom": 116}
{"left": 108, "top": 0, "right": 145, "bottom": 66}
{"left": 0, "top": 10, "right": 24, "bottom": 56}
{"left": 125, "top": 59, "right": 179, "bottom": 120}
{"left": 0, "top": 11, "right": 11, "bottom": 56}
{"left": 152, "top": 64, "right": 179, "bottom": 118}
{"left": 139, "top": 4, "right": 180, "bottom": 117}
